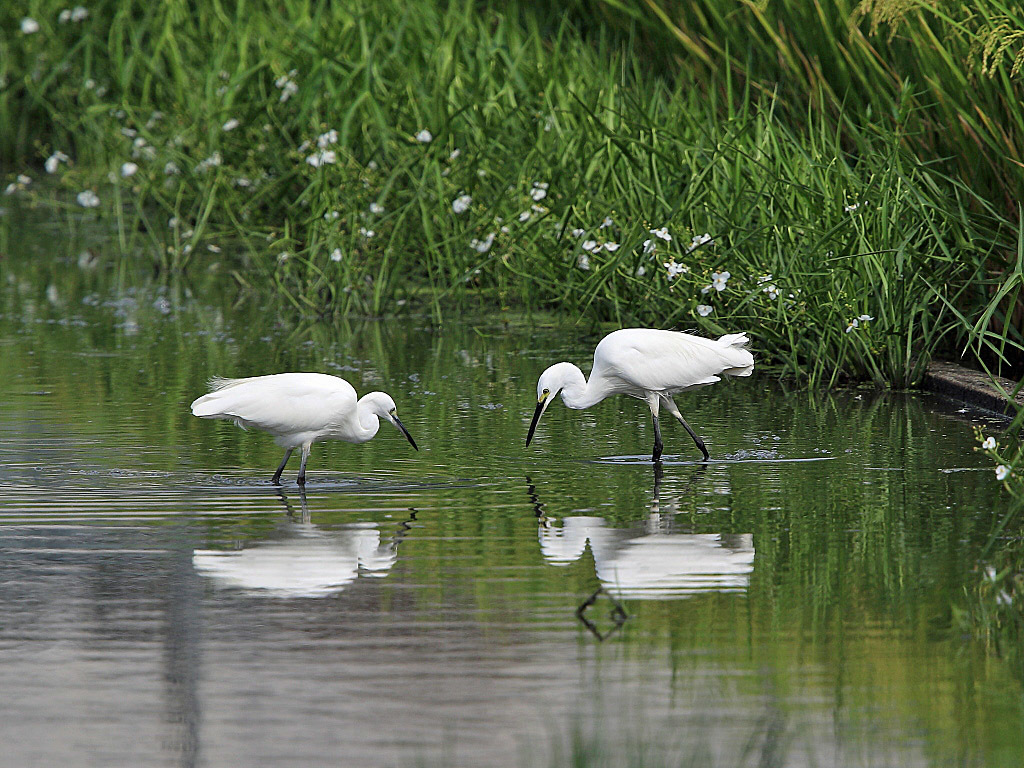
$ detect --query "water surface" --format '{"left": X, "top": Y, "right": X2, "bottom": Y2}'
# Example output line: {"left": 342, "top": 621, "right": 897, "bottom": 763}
{"left": 1, "top": 236, "right": 1022, "bottom": 767}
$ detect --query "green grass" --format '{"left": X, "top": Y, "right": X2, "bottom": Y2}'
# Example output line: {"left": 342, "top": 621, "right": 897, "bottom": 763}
{"left": 1, "top": 0, "right": 1022, "bottom": 386}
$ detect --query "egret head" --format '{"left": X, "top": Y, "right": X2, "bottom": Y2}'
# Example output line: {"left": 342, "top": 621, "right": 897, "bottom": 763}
{"left": 526, "top": 363, "right": 579, "bottom": 447}
{"left": 363, "top": 392, "right": 418, "bottom": 450}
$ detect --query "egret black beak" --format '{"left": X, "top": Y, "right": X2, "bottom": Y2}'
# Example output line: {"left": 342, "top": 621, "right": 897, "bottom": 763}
{"left": 392, "top": 414, "right": 418, "bottom": 450}
{"left": 526, "top": 396, "right": 548, "bottom": 447}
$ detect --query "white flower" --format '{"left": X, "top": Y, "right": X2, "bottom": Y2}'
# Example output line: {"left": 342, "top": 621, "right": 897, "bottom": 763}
{"left": 858, "top": 314, "right": 874, "bottom": 322}
{"left": 986, "top": 565, "right": 998, "bottom": 582}
{"left": 71, "top": 7, "right": 89, "bottom": 22}
{"left": 306, "top": 150, "right": 336, "bottom": 167}
{"left": 275, "top": 73, "right": 299, "bottom": 102}
{"left": 59, "top": 9, "right": 72, "bottom": 22}
{"left": 997, "top": 590, "right": 1013, "bottom": 606}
{"left": 330, "top": 248, "right": 343, "bottom": 262}
{"left": 367, "top": 160, "right": 378, "bottom": 170}
{"left": 996, "top": 465, "right": 1010, "bottom": 481}
{"left": 600, "top": 217, "right": 613, "bottom": 229}
{"left": 844, "top": 201, "right": 861, "bottom": 213}
{"left": 664, "top": 261, "right": 686, "bottom": 280}
{"left": 686, "top": 233, "right": 712, "bottom": 253}
{"left": 45, "top": 151, "right": 69, "bottom": 173}
{"left": 636, "top": 265, "right": 646, "bottom": 276}
{"left": 234, "top": 177, "right": 252, "bottom": 188}
{"left": 470, "top": 232, "right": 495, "bottom": 253}
{"left": 449, "top": 148, "right": 461, "bottom": 161}
{"left": 845, "top": 319, "right": 859, "bottom": 333}
{"left": 278, "top": 251, "right": 290, "bottom": 263}
{"left": 518, "top": 211, "right": 531, "bottom": 223}
{"left": 571, "top": 228, "right": 586, "bottom": 238}
{"left": 757, "top": 273, "right": 773, "bottom": 284}
{"left": 324, "top": 211, "right": 340, "bottom": 221}
{"left": 604, "top": 242, "right": 620, "bottom": 252}
{"left": 120, "top": 162, "right": 138, "bottom": 177}
{"left": 764, "top": 284, "right": 780, "bottom": 300}
{"left": 195, "top": 152, "right": 222, "bottom": 172}
{"left": 577, "top": 254, "right": 590, "bottom": 271}
{"left": 531, "top": 187, "right": 547, "bottom": 201}
{"left": 650, "top": 226, "right": 672, "bottom": 242}
{"left": 696, "top": 304, "right": 714, "bottom": 317}
{"left": 982, "top": 436, "right": 996, "bottom": 450}
{"left": 317, "top": 129, "right": 338, "bottom": 148}
{"left": 21, "top": 17, "right": 40, "bottom": 34}
{"left": 452, "top": 195, "right": 472, "bottom": 214}
{"left": 77, "top": 190, "right": 100, "bottom": 208}
{"left": 701, "top": 285, "right": 712, "bottom": 294}
{"left": 415, "top": 129, "right": 433, "bottom": 143}
{"left": 359, "top": 227, "right": 375, "bottom": 238}
{"left": 582, "top": 240, "right": 598, "bottom": 252}
{"left": 643, "top": 239, "right": 656, "bottom": 254}
{"left": 711, "top": 270, "right": 730, "bottom": 291}
{"left": 222, "top": 118, "right": 240, "bottom": 132}
{"left": 369, "top": 202, "right": 384, "bottom": 215}
{"left": 164, "top": 161, "right": 180, "bottom": 175}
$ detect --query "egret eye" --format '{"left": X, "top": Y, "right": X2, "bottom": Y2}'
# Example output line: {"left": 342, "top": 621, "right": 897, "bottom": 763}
{"left": 542, "top": 388, "right": 550, "bottom": 395}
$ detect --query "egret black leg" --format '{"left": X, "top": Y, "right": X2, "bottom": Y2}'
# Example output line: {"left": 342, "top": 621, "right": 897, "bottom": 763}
{"left": 296, "top": 444, "right": 312, "bottom": 486}
{"left": 647, "top": 394, "right": 664, "bottom": 463}
{"left": 271, "top": 448, "right": 294, "bottom": 485}
{"left": 663, "top": 396, "right": 709, "bottom": 461}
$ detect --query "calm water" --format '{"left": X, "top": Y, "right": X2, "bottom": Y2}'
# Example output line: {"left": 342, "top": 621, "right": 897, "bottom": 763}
{"left": 2, "top": 233, "right": 1023, "bottom": 767}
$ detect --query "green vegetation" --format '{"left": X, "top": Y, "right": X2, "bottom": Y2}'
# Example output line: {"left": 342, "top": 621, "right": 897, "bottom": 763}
{"left": 2, "top": 0, "right": 1023, "bottom": 387}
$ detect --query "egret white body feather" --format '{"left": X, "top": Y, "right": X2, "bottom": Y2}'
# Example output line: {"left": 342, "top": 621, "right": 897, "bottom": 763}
{"left": 191, "top": 372, "right": 417, "bottom": 484}
{"left": 526, "top": 328, "right": 754, "bottom": 461}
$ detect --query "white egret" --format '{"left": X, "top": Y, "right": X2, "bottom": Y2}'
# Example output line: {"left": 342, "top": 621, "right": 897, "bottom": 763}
{"left": 526, "top": 328, "right": 754, "bottom": 461}
{"left": 190, "top": 373, "right": 418, "bottom": 485}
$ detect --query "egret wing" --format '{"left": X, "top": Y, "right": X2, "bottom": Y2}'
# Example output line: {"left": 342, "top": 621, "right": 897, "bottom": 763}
{"left": 591, "top": 329, "right": 752, "bottom": 394}
{"left": 191, "top": 373, "right": 358, "bottom": 435}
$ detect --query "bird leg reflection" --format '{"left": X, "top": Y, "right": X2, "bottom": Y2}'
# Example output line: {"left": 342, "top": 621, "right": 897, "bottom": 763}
{"left": 576, "top": 587, "right": 628, "bottom": 642}
{"left": 271, "top": 448, "right": 294, "bottom": 485}
{"left": 276, "top": 486, "right": 311, "bottom": 523}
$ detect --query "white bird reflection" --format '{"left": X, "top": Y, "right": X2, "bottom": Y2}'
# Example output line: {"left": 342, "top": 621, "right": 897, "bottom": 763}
{"left": 192, "top": 491, "right": 410, "bottom": 598}
{"left": 532, "top": 466, "right": 754, "bottom": 600}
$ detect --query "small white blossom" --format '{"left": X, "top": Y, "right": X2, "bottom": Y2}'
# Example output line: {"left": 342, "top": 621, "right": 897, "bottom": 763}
{"left": 664, "top": 261, "right": 687, "bottom": 280}
{"left": 518, "top": 211, "right": 531, "bottom": 223}
{"left": 330, "top": 248, "right": 343, "bottom": 262}
{"left": 324, "top": 211, "right": 340, "bottom": 221}
{"left": 415, "top": 129, "right": 433, "bottom": 143}
{"left": 582, "top": 240, "right": 598, "bottom": 252}
{"left": 222, "top": 118, "right": 240, "bottom": 132}
{"left": 997, "top": 589, "right": 1013, "bottom": 606}
{"left": 986, "top": 565, "right": 998, "bottom": 582}
{"left": 195, "top": 152, "right": 222, "bottom": 172}
{"left": 317, "top": 129, "right": 338, "bottom": 148}
{"left": 531, "top": 187, "right": 547, "bottom": 201}
{"left": 636, "top": 265, "right": 646, "bottom": 277}
{"left": 277, "top": 251, "right": 290, "bottom": 263}
{"left": 367, "top": 160, "right": 378, "bottom": 170}
{"left": 359, "top": 227, "right": 375, "bottom": 238}
{"left": 604, "top": 242, "right": 620, "bottom": 252}
{"left": 858, "top": 314, "right": 874, "bottom": 322}
{"left": 120, "top": 162, "right": 138, "bottom": 177}
{"left": 449, "top": 148, "right": 461, "bottom": 161}
{"left": 686, "top": 233, "right": 713, "bottom": 253}
{"left": 45, "top": 151, "right": 69, "bottom": 174}
{"left": 845, "top": 319, "right": 859, "bottom": 333}
{"left": 571, "top": 228, "right": 586, "bottom": 238}
{"left": 452, "top": 195, "right": 472, "bottom": 214}
{"left": 577, "top": 254, "right": 590, "bottom": 271}
{"left": 369, "top": 202, "right": 384, "bottom": 215}
{"left": 982, "top": 436, "right": 997, "bottom": 450}
{"left": 470, "top": 232, "right": 495, "bottom": 253}
{"left": 306, "top": 150, "right": 337, "bottom": 167}
{"left": 650, "top": 226, "right": 672, "bottom": 242}
{"left": 757, "top": 273, "right": 774, "bottom": 284}
{"left": 642, "top": 239, "right": 656, "bottom": 254}
{"left": 71, "top": 6, "right": 89, "bottom": 22}
{"left": 21, "top": 17, "right": 40, "bottom": 34}
{"left": 77, "top": 190, "right": 100, "bottom": 208}
{"left": 696, "top": 304, "right": 714, "bottom": 317}
{"left": 164, "top": 161, "right": 180, "bottom": 175}
{"left": 600, "top": 217, "right": 613, "bottom": 229}
{"left": 844, "top": 201, "right": 861, "bottom": 213}
{"left": 275, "top": 73, "right": 298, "bottom": 102}
{"left": 764, "top": 284, "right": 780, "bottom": 300}
{"left": 996, "top": 465, "right": 1010, "bottom": 481}
{"left": 711, "top": 270, "right": 730, "bottom": 291}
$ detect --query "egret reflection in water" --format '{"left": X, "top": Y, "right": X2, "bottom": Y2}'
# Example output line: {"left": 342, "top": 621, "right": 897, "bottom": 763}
{"left": 192, "top": 490, "right": 413, "bottom": 598}
{"left": 530, "top": 466, "right": 754, "bottom": 600}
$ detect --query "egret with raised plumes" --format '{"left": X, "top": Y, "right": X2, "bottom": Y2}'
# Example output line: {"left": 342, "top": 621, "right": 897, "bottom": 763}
{"left": 191, "top": 373, "right": 418, "bottom": 485}
{"left": 526, "top": 329, "right": 754, "bottom": 462}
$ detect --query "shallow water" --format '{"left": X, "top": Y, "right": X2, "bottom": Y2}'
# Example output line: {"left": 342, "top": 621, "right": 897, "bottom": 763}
{"left": 1, "top": 238, "right": 1022, "bottom": 767}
